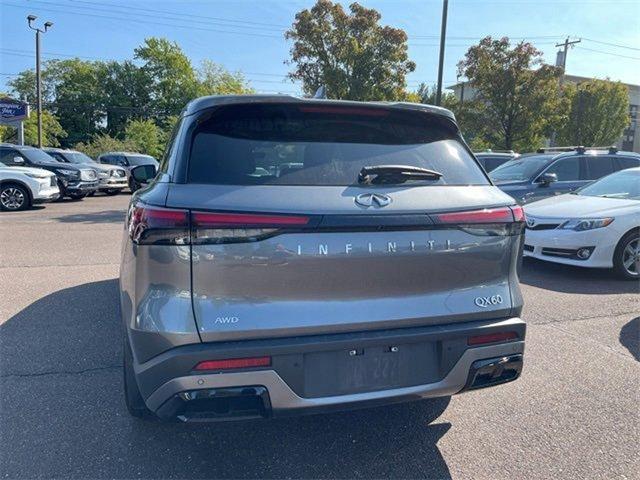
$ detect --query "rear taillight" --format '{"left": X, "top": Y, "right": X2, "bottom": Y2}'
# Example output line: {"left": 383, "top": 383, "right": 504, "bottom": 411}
{"left": 468, "top": 331, "right": 518, "bottom": 346}
{"left": 432, "top": 206, "right": 525, "bottom": 224}
{"left": 194, "top": 356, "right": 271, "bottom": 371}
{"left": 510, "top": 205, "right": 525, "bottom": 222}
{"left": 128, "top": 204, "right": 190, "bottom": 245}
{"left": 191, "top": 211, "right": 310, "bottom": 244}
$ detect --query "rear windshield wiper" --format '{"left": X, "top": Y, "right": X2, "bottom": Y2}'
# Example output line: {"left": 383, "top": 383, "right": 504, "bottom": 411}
{"left": 358, "top": 165, "right": 443, "bottom": 185}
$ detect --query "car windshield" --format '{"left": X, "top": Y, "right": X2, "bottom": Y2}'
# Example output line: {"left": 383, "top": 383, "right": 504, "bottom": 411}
{"left": 577, "top": 169, "right": 640, "bottom": 200}
{"left": 20, "top": 148, "right": 57, "bottom": 165}
{"left": 489, "top": 155, "right": 551, "bottom": 182}
{"left": 128, "top": 155, "right": 158, "bottom": 166}
{"left": 188, "top": 103, "right": 489, "bottom": 186}
{"left": 64, "top": 151, "right": 96, "bottom": 164}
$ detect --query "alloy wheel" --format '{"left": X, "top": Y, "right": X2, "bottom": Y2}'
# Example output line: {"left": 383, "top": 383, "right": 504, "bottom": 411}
{"left": 622, "top": 238, "right": 640, "bottom": 277}
{"left": 0, "top": 187, "right": 26, "bottom": 210}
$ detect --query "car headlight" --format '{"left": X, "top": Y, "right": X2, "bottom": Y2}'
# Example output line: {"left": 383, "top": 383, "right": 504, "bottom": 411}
{"left": 57, "top": 169, "right": 78, "bottom": 177}
{"left": 111, "top": 169, "right": 125, "bottom": 178}
{"left": 24, "top": 172, "right": 50, "bottom": 179}
{"left": 560, "top": 218, "right": 614, "bottom": 231}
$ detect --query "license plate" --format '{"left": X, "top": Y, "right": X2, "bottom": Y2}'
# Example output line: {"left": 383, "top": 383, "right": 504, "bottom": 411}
{"left": 303, "top": 342, "right": 438, "bottom": 398}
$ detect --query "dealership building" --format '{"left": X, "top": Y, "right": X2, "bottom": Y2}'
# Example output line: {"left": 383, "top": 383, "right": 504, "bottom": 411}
{"left": 447, "top": 74, "right": 640, "bottom": 153}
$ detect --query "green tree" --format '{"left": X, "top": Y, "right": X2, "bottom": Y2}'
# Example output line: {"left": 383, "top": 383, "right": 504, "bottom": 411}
{"left": 198, "top": 60, "right": 253, "bottom": 96}
{"left": 556, "top": 79, "right": 628, "bottom": 147}
{"left": 74, "top": 133, "right": 137, "bottom": 160}
{"left": 134, "top": 37, "right": 200, "bottom": 117}
{"left": 457, "top": 37, "right": 563, "bottom": 151}
{"left": 124, "top": 119, "right": 163, "bottom": 157}
{"left": 102, "top": 60, "right": 154, "bottom": 138}
{"left": 0, "top": 109, "right": 66, "bottom": 147}
{"left": 23, "top": 110, "right": 67, "bottom": 147}
{"left": 286, "top": 0, "right": 416, "bottom": 100}
{"left": 51, "top": 59, "right": 108, "bottom": 145}
{"left": 413, "top": 83, "right": 486, "bottom": 148}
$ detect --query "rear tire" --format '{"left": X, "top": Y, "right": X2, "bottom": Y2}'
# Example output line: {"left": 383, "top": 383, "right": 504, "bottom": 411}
{"left": 0, "top": 183, "right": 31, "bottom": 211}
{"left": 614, "top": 230, "right": 640, "bottom": 280}
{"left": 123, "top": 334, "right": 153, "bottom": 418}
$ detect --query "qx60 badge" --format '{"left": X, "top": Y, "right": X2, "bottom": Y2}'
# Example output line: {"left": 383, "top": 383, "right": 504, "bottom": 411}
{"left": 474, "top": 295, "right": 504, "bottom": 308}
{"left": 355, "top": 193, "right": 392, "bottom": 208}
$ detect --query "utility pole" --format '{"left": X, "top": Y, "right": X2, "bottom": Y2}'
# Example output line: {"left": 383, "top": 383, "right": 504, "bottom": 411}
{"left": 27, "top": 15, "right": 53, "bottom": 148}
{"left": 555, "top": 37, "right": 581, "bottom": 82}
{"left": 549, "top": 37, "right": 580, "bottom": 146}
{"left": 435, "top": 0, "right": 448, "bottom": 106}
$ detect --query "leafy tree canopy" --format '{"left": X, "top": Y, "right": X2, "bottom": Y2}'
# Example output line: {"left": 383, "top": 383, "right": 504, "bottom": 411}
{"left": 7, "top": 37, "right": 253, "bottom": 147}
{"left": 557, "top": 79, "right": 629, "bottom": 147}
{"left": 286, "top": 0, "right": 415, "bottom": 100}
{"left": 0, "top": 108, "right": 66, "bottom": 147}
{"left": 124, "top": 119, "right": 164, "bottom": 158}
{"left": 457, "top": 36, "right": 562, "bottom": 151}
{"left": 74, "top": 134, "right": 138, "bottom": 160}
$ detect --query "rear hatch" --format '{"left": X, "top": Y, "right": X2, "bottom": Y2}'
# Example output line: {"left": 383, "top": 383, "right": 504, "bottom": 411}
{"left": 166, "top": 102, "right": 522, "bottom": 342}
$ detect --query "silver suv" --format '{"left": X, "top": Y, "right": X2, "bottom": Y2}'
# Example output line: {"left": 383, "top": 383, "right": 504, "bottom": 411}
{"left": 120, "top": 96, "right": 526, "bottom": 422}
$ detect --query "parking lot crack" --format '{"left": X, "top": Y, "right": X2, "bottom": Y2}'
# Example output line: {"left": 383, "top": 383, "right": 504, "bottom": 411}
{"left": 0, "top": 364, "right": 121, "bottom": 379}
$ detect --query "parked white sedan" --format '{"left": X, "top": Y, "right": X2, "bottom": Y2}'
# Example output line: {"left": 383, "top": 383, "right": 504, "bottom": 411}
{"left": 523, "top": 168, "right": 640, "bottom": 279}
{"left": 0, "top": 161, "right": 60, "bottom": 211}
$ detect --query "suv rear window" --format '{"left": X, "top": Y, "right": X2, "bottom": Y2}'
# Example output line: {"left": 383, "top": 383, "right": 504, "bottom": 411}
{"left": 187, "top": 103, "right": 488, "bottom": 186}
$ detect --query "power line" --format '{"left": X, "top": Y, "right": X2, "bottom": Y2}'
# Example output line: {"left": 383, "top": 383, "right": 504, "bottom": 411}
{"left": 65, "top": 0, "right": 291, "bottom": 29}
{"left": 581, "top": 37, "right": 640, "bottom": 52}
{"left": 576, "top": 46, "right": 640, "bottom": 61}
{"left": 48, "top": 0, "right": 286, "bottom": 33}
{"left": 3, "top": 3, "right": 284, "bottom": 39}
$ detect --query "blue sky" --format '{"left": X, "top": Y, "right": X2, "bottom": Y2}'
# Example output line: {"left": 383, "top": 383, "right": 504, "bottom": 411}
{"left": 1, "top": 0, "right": 639, "bottom": 95}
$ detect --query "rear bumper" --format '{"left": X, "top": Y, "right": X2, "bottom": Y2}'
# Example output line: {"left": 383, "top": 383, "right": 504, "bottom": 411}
{"left": 133, "top": 317, "right": 526, "bottom": 421}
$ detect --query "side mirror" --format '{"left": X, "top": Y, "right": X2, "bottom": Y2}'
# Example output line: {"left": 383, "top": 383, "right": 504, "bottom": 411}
{"left": 538, "top": 172, "right": 558, "bottom": 185}
{"left": 131, "top": 164, "right": 157, "bottom": 185}
{"left": 13, "top": 156, "right": 25, "bottom": 165}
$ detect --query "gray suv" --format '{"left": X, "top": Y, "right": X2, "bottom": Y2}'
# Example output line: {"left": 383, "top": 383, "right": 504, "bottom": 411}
{"left": 120, "top": 96, "right": 526, "bottom": 422}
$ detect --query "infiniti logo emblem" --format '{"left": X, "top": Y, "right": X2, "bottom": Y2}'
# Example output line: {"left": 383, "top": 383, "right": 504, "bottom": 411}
{"left": 355, "top": 193, "right": 392, "bottom": 208}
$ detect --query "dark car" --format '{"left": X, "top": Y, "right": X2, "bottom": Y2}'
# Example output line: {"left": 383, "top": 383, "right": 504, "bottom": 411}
{"left": 0, "top": 143, "right": 99, "bottom": 200}
{"left": 489, "top": 147, "right": 640, "bottom": 204}
{"left": 474, "top": 150, "right": 519, "bottom": 172}
{"left": 44, "top": 148, "right": 128, "bottom": 195}
{"left": 120, "top": 95, "right": 526, "bottom": 422}
{"left": 97, "top": 151, "right": 159, "bottom": 192}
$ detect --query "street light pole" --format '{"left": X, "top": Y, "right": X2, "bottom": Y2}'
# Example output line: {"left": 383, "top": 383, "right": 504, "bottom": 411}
{"left": 435, "top": 0, "right": 449, "bottom": 106}
{"left": 27, "top": 15, "right": 53, "bottom": 148}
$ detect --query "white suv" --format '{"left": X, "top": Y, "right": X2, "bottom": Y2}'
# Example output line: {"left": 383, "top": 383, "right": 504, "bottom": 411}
{"left": 0, "top": 161, "right": 60, "bottom": 211}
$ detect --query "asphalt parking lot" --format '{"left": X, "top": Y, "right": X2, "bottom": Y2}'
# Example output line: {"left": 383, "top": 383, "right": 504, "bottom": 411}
{"left": 0, "top": 195, "right": 638, "bottom": 480}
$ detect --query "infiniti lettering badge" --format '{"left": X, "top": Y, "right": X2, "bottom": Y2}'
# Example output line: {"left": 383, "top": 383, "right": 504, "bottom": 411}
{"left": 355, "top": 193, "right": 392, "bottom": 208}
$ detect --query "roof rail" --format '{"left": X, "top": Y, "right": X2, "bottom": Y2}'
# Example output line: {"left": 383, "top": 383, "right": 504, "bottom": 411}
{"left": 536, "top": 145, "right": 619, "bottom": 154}
{"left": 479, "top": 149, "right": 515, "bottom": 154}
{"left": 536, "top": 146, "right": 581, "bottom": 153}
